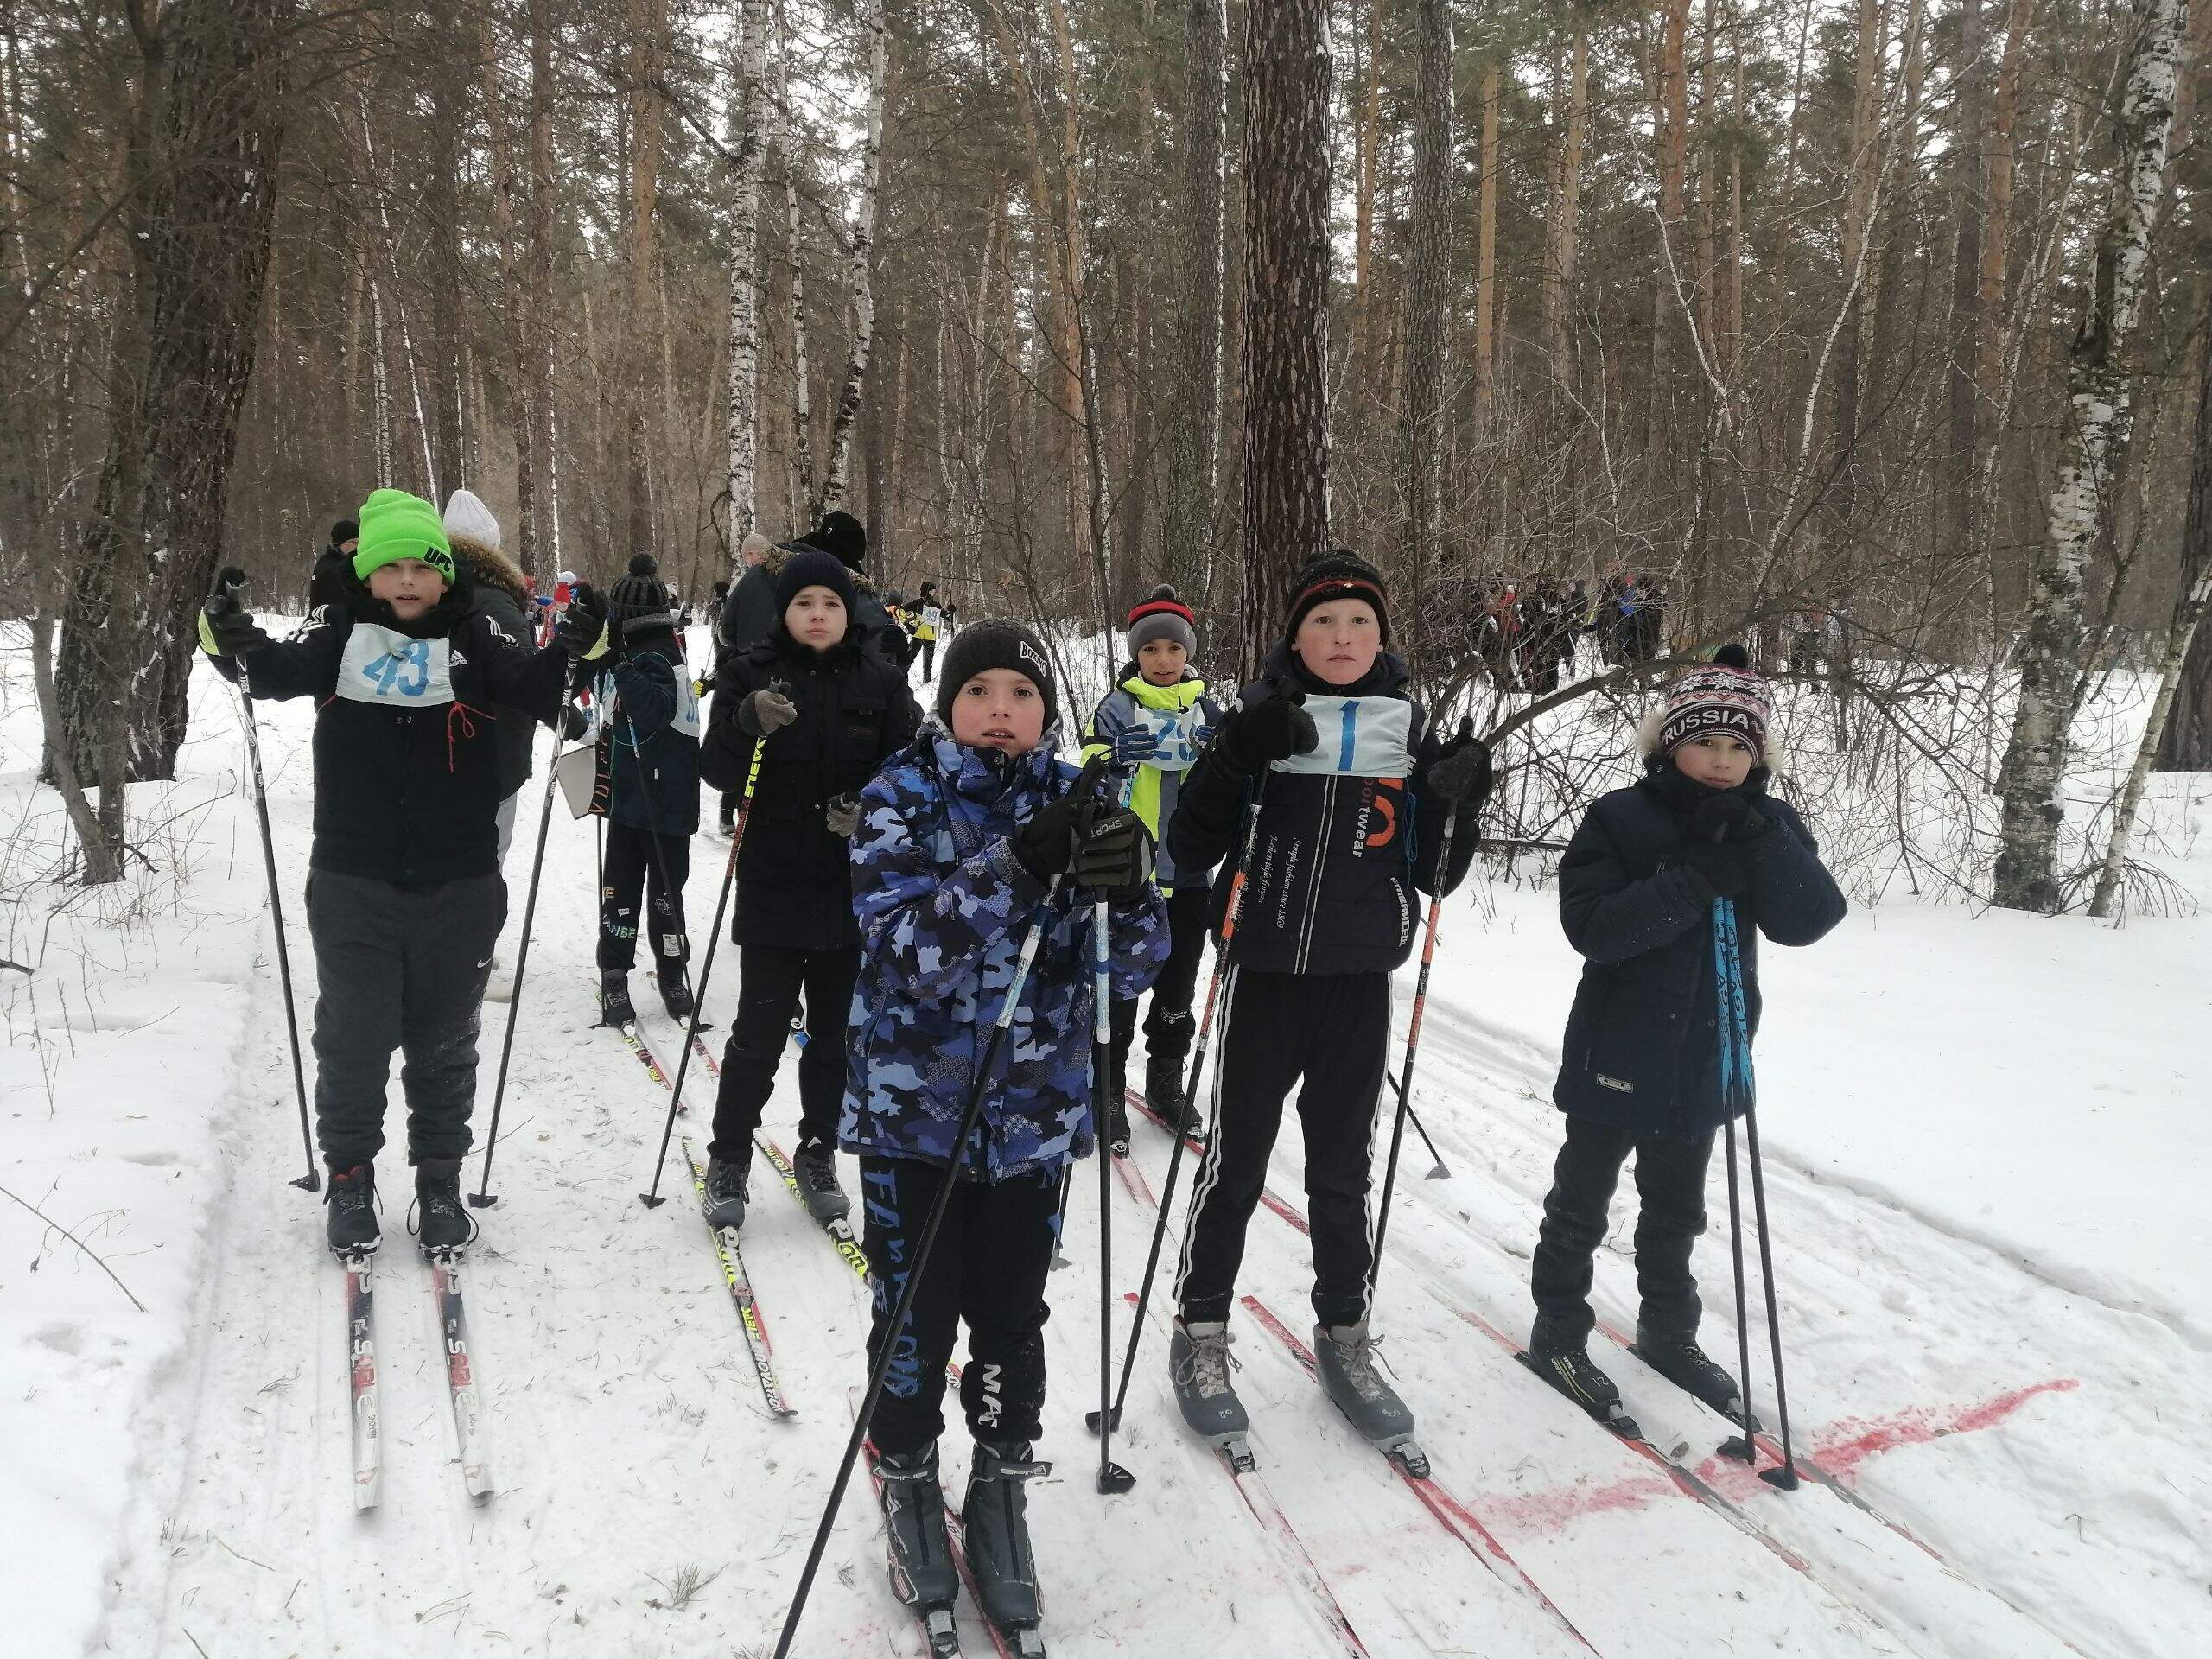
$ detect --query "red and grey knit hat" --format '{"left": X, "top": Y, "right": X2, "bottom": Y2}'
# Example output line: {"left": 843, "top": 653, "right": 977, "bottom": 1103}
{"left": 1652, "top": 644, "right": 1771, "bottom": 757}
{"left": 1284, "top": 549, "right": 1390, "bottom": 645}
{"left": 1126, "top": 585, "right": 1198, "bottom": 658}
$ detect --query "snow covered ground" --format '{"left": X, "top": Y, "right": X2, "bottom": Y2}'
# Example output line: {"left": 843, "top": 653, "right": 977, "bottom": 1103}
{"left": 4, "top": 622, "right": 2208, "bottom": 1657}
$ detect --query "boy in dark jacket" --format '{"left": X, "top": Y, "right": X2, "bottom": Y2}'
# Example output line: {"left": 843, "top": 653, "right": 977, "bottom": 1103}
{"left": 195, "top": 488, "right": 600, "bottom": 1254}
{"left": 1528, "top": 646, "right": 1846, "bottom": 1423}
{"left": 847, "top": 620, "right": 1166, "bottom": 1645}
{"left": 1080, "top": 585, "right": 1224, "bottom": 1145}
{"left": 592, "top": 555, "right": 703, "bottom": 1027}
{"left": 695, "top": 549, "right": 920, "bottom": 1229}
{"left": 1166, "top": 550, "right": 1491, "bottom": 1460}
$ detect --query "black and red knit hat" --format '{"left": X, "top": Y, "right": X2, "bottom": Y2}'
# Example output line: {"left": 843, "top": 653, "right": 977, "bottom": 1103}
{"left": 1653, "top": 644, "right": 1771, "bottom": 758}
{"left": 1126, "top": 585, "right": 1198, "bottom": 658}
{"left": 1284, "top": 549, "right": 1390, "bottom": 645}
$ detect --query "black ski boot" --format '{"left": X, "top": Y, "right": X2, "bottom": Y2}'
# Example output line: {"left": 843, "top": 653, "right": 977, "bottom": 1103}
{"left": 791, "top": 1138, "right": 851, "bottom": 1223}
{"left": 413, "top": 1158, "right": 478, "bottom": 1254}
{"left": 656, "top": 968, "right": 712, "bottom": 1029}
{"left": 701, "top": 1154, "right": 749, "bottom": 1230}
{"left": 600, "top": 969, "right": 636, "bottom": 1027}
{"left": 1146, "top": 1014, "right": 1196, "bottom": 1132}
{"left": 1522, "top": 1344, "right": 1640, "bottom": 1437}
{"left": 963, "top": 1440, "right": 1051, "bottom": 1654}
{"left": 325, "top": 1164, "right": 379, "bottom": 1256}
{"left": 872, "top": 1440, "right": 960, "bottom": 1652}
{"left": 716, "top": 803, "right": 736, "bottom": 837}
{"left": 1632, "top": 1325, "right": 1759, "bottom": 1429}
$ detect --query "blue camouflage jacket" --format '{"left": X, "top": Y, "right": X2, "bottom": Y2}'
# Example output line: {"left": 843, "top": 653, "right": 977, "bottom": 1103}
{"left": 841, "top": 727, "right": 1171, "bottom": 1182}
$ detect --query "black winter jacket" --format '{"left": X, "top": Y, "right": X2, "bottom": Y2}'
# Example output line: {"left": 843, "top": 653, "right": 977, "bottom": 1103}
{"left": 594, "top": 631, "right": 702, "bottom": 836}
{"left": 308, "top": 546, "right": 352, "bottom": 614}
{"left": 454, "top": 538, "right": 537, "bottom": 798}
{"left": 208, "top": 575, "right": 569, "bottom": 884}
{"left": 699, "top": 627, "right": 921, "bottom": 951}
{"left": 1167, "top": 645, "right": 1477, "bottom": 976}
{"left": 1553, "top": 766, "right": 1847, "bottom": 1135}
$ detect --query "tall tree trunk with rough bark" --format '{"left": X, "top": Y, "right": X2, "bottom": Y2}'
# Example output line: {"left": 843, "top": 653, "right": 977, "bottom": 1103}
{"left": 626, "top": 0, "right": 666, "bottom": 552}
{"left": 1471, "top": 54, "right": 1500, "bottom": 450}
{"left": 1942, "top": 0, "right": 1988, "bottom": 584}
{"left": 1540, "top": 25, "right": 1586, "bottom": 391}
{"left": 524, "top": 0, "right": 557, "bottom": 573}
{"left": 727, "top": 0, "right": 773, "bottom": 551}
{"left": 1240, "top": 0, "right": 1332, "bottom": 675}
{"left": 1649, "top": 0, "right": 1690, "bottom": 460}
{"left": 1162, "top": 0, "right": 1226, "bottom": 594}
{"left": 1399, "top": 0, "right": 1451, "bottom": 668}
{"left": 778, "top": 0, "right": 815, "bottom": 520}
{"left": 1993, "top": 0, "right": 2184, "bottom": 913}
{"left": 820, "top": 0, "right": 889, "bottom": 518}
{"left": 1833, "top": 0, "right": 1885, "bottom": 518}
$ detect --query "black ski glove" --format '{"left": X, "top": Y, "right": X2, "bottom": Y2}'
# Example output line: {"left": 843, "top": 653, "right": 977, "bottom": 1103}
{"left": 1214, "top": 692, "right": 1319, "bottom": 774}
{"left": 554, "top": 583, "right": 610, "bottom": 659}
{"left": 1687, "top": 791, "right": 1769, "bottom": 845}
{"left": 1679, "top": 841, "right": 1751, "bottom": 902}
{"left": 197, "top": 567, "right": 271, "bottom": 657}
{"left": 736, "top": 683, "right": 798, "bottom": 738}
{"left": 1010, "top": 791, "right": 1085, "bottom": 884}
{"left": 1425, "top": 731, "right": 1494, "bottom": 808}
{"left": 1071, "top": 805, "right": 1155, "bottom": 899}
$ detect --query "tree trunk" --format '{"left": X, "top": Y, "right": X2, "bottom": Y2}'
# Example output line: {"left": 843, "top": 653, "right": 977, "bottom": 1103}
{"left": 778, "top": 0, "right": 815, "bottom": 522}
{"left": 1351, "top": 0, "right": 1382, "bottom": 381}
{"left": 1240, "top": 0, "right": 1332, "bottom": 676}
{"left": 1993, "top": 0, "right": 2185, "bottom": 913}
{"left": 626, "top": 0, "right": 666, "bottom": 552}
{"left": 2091, "top": 317, "right": 2212, "bottom": 914}
{"left": 1540, "top": 25, "right": 1586, "bottom": 391}
{"left": 1398, "top": 0, "right": 1452, "bottom": 670}
{"left": 1942, "top": 0, "right": 1988, "bottom": 582}
{"left": 426, "top": 0, "right": 468, "bottom": 493}
{"left": 727, "top": 0, "right": 773, "bottom": 552}
{"left": 1649, "top": 0, "right": 1690, "bottom": 460}
{"left": 525, "top": 0, "right": 556, "bottom": 575}
{"left": 55, "top": 0, "right": 292, "bottom": 795}
{"left": 1161, "top": 0, "right": 1227, "bottom": 594}
{"left": 1471, "top": 55, "right": 1500, "bottom": 449}
{"left": 1832, "top": 0, "right": 1885, "bottom": 517}
{"left": 819, "top": 0, "right": 890, "bottom": 518}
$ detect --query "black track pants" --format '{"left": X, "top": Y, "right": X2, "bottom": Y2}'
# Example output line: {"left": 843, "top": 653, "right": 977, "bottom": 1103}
{"left": 1174, "top": 969, "right": 1391, "bottom": 1329}
{"left": 861, "top": 1154, "right": 1062, "bottom": 1455}
{"left": 1529, "top": 1116, "right": 1716, "bottom": 1355}
{"left": 708, "top": 944, "right": 860, "bottom": 1161}
{"left": 307, "top": 871, "right": 505, "bottom": 1169}
{"left": 1108, "top": 880, "right": 1211, "bottom": 1092}
{"left": 597, "top": 819, "right": 690, "bottom": 974}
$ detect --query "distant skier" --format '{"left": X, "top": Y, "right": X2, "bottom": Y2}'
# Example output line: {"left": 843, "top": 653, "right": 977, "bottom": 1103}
{"left": 1165, "top": 550, "right": 1490, "bottom": 1465}
{"left": 1526, "top": 645, "right": 1844, "bottom": 1425}
{"left": 844, "top": 620, "right": 1166, "bottom": 1649}
{"left": 194, "top": 488, "right": 601, "bottom": 1255}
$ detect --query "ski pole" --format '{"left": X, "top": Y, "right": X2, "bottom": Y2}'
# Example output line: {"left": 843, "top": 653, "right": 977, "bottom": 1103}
{"left": 1719, "top": 894, "right": 1799, "bottom": 1490}
{"left": 775, "top": 765, "right": 1102, "bottom": 1659}
{"left": 639, "top": 695, "right": 772, "bottom": 1208}
{"left": 1089, "top": 770, "right": 1269, "bottom": 1446}
{"left": 1092, "top": 887, "right": 1135, "bottom": 1495}
{"left": 212, "top": 570, "right": 318, "bottom": 1194}
{"left": 472, "top": 658, "right": 588, "bottom": 1207}
{"left": 1363, "top": 718, "right": 1474, "bottom": 1303}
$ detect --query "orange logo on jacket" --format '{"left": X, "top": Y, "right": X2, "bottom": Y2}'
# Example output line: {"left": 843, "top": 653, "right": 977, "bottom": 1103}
{"left": 1353, "top": 778, "right": 1405, "bottom": 852}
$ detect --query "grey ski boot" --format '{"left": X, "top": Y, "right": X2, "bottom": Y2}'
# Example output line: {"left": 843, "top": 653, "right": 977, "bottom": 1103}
{"left": 1170, "top": 1318, "right": 1252, "bottom": 1469}
{"left": 871, "top": 1440, "right": 961, "bottom": 1654}
{"left": 791, "top": 1138, "right": 852, "bottom": 1223}
{"left": 701, "top": 1154, "right": 748, "bottom": 1231}
{"left": 962, "top": 1440, "right": 1052, "bottom": 1655}
{"left": 1315, "top": 1321, "right": 1429, "bottom": 1476}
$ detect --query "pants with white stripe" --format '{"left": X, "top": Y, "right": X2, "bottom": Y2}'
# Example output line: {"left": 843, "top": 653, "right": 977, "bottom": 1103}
{"left": 1175, "top": 969, "right": 1392, "bottom": 1329}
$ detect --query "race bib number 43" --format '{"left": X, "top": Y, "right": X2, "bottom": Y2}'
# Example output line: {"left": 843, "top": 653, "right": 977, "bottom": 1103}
{"left": 337, "top": 623, "right": 456, "bottom": 706}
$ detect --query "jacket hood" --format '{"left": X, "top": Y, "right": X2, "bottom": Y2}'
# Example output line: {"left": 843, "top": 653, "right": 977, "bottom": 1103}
{"left": 1116, "top": 667, "right": 1210, "bottom": 711}
{"left": 1259, "top": 639, "right": 1412, "bottom": 699}
{"left": 451, "top": 536, "right": 529, "bottom": 606}
{"left": 918, "top": 722, "right": 1071, "bottom": 811}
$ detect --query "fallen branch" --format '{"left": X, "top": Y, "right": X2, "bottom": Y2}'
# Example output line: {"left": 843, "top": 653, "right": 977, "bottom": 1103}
{"left": 1, "top": 1181, "right": 148, "bottom": 1313}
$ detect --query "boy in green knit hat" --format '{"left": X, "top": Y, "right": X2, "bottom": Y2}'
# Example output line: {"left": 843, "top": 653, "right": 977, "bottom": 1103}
{"left": 196, "top": 488, "right": 609, "bottom": 1257}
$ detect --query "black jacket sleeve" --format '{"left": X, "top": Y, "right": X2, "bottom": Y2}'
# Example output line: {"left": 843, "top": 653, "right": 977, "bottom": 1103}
{"left": 605, "top": 651, "right": 677, "bottom": 740}
{"left": 1409, "top": 716, "right": 1480, "bottom": 899}
{"left": 698, "top": 652, "right": 767, "bottom": 793}
{"left": 208, "top": 610, "right": 346, "bottom": 700}
{"left": 1743, "top": 798, "right": 1847, "bottom": 947}
{"left": 469, "top": 615, "right": 572, "bottom": 724}
{"left": 878, "top": 666, "right": 922, "bottom": 760}
{"left": 1165, "top": 724, "right": 1253, "bottom": 883}
{"left": 1557, "top": 802, "right": 1713, "bottom": 967}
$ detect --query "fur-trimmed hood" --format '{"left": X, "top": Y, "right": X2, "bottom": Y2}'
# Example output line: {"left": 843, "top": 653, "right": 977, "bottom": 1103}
{"left": 451, "top": 535, "right": 530, "bottom": 607}
{"left": 1634, "top": 702, "right": 1787, "bottom": 776}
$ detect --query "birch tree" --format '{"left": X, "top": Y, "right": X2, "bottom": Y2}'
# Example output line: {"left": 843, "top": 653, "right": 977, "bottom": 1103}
{"left": 1993, "top": 0, "right": 2185, "bottom": 913}
{"left": 818, "top": 0, "right": 889, "bottom": 518}
{"left": 726, "top": 0, "right": 773, "bottom": 551}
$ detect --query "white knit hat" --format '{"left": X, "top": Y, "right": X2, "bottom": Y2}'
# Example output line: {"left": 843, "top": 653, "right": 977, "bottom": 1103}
{"left": 442, "top": 487, "right": 502, "bottom": 551}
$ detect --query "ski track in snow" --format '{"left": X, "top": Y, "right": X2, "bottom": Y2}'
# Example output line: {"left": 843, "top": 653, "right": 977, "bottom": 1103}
{"left": 50, "top": 644, "right": 2205, "bottom": 1657}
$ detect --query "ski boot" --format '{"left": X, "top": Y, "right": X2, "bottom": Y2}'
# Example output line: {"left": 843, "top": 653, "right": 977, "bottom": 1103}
{"left": 716, "top": 804, "right": 736, "bottom": 837}
{"left": 791, "top": 1138, "right": 851, "bottom": 1223}
{"left": 1522, "top": 1344, "right": 1641, "bottom": 1438}
{"left": 325, "top": 1164, "right": 379, "bottom": 1256}
{"left": 963, "top": 1440, "right": 1052, "bottom": 1655}
{"left": 701, "top": 1154, "right": 749, "bottom": 1231}
{"left": 599, "top": 969, "right": 636, "bottom": 1027}
{"left": 1315, "top": 1321, "right": 1429, "bottom": 1476}
{"left": 1145, "top": 1041, "right": 1194, "bottom": 1136}
{"left": 1631, "top": 1325, "right": 1759, "bottom": 1430}
{"left": 1170, "top": 1318, "right": 1251, "bottom": 1466}
{"left": 872, "top": 1440, "right": 961, "bottom": 1653}
{"left": 413, "top": 1158, "right": 479, "bottom": 1255}
{"left": 656, "top": 967, "right": 713, "bottom": 1029}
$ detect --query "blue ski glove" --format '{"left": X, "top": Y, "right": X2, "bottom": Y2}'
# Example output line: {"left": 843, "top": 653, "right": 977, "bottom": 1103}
{"left": 1108, "top": 723, "right": 1160, "bottom": 768}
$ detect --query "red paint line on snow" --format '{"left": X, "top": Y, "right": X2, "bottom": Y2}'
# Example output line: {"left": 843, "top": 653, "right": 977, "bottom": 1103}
{"left": 1809, "top": 1377, "right": 2080, "bottom": 1480}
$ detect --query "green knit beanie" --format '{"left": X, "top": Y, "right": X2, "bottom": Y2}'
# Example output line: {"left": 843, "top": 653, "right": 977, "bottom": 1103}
{"left": 353, "top": 488, "right": 456, "bottom": 584}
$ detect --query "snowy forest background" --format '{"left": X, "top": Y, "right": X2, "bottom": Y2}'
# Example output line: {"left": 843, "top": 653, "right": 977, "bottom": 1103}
{"left": 6, "top": 1, "right": 2212, "bottom": 912}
